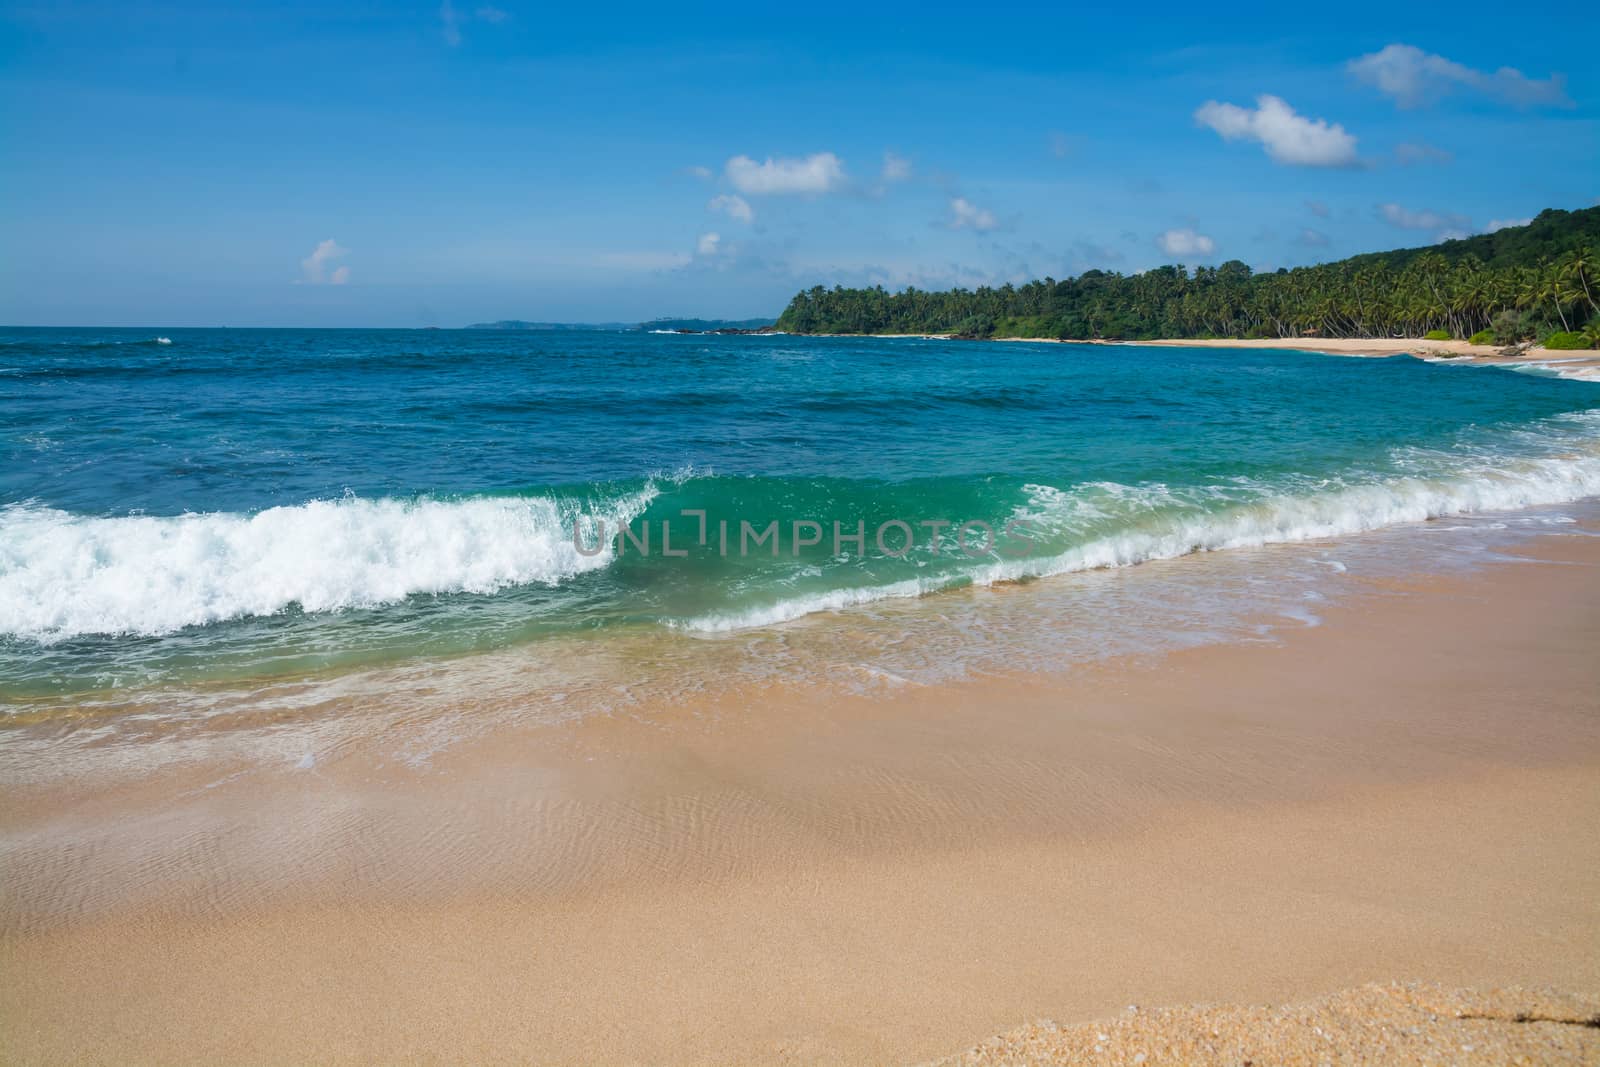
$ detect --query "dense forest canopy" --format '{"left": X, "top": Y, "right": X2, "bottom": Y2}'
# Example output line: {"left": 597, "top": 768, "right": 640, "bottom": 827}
{"left": 775, "top": 207, "right": 1600, "bottom": 346}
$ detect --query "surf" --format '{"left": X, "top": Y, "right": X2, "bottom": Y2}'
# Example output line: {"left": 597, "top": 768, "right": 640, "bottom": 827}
{"left": 0, "top": 487, "right": 655, "bottom": 641}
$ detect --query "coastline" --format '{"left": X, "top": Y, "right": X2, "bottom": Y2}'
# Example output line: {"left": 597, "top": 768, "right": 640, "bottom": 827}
{"left": 1128, "top": 334, "right": 1600, "bottom": 373}
{"left": 811, "top": 331, "right": 1600, "bottom": 376}
{"left": 4, "top": 528, "right": 1598, "bottom": 1064}
{"left": 1125, "top": 335, "right": 1506, "bottom": 357}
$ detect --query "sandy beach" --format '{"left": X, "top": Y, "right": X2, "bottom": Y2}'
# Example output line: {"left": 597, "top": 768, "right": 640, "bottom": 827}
{"left": 935, "top": 982, "right": 1600, "bottom": 1065}
{"left": 4, "top": 526, "right": 1599, "bottom": 1064}
{"left": 1131, "top": 335, "right": 1600, "bottom": 373}
{"left": 1131, "top": 335, "right": 1512, "bottom": 357}
{"left": 923, "top": 333, "right": 1509, "bottom": 355}
{"left": 831, "top": 332, "right": 1600, "bottom": 379}
{"left": 8, "top": 4, "right": 1598, "bottom": 1061}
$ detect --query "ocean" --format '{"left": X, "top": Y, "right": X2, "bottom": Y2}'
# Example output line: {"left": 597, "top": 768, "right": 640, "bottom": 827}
{"left": 4, "top": 326, "right": 1600, "bottom": 721}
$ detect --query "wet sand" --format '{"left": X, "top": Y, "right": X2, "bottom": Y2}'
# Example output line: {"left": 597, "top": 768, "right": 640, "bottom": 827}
{"left": 3, "top": 535, "right": 1599, "bottom": 1064}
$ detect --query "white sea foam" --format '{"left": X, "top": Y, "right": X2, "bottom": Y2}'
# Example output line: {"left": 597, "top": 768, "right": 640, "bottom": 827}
{"left": 0, "top": 488, "right": 655, "bottom": 641}
{"left": 677, "top": 421, "right": 1600, "bottom": 633}
{"left": 10, "top": 418, "right": 1600, "bottom": 643}
{"left": 1503, "top": 359, "right": 1600, "bottom": 382}
{"left": 680, "top": 576, "right": 938, "bottom": 633}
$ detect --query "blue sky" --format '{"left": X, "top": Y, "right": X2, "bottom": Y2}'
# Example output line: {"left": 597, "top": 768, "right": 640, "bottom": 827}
{"left": 2, "top": 1, "right": 1596, "bottom": 326}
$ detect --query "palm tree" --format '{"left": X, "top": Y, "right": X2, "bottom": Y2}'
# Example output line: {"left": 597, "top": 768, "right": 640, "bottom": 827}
{"left": 1541, "top": 263, "right": 1572, "bottom": 332}
{"left": 1559, "top": 246, "right": 1595, "bottom": 317}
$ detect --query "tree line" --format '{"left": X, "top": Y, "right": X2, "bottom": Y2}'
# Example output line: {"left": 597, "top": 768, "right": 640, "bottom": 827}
{"left": 775, "top": 206, "right": 1600, "bottom": 348}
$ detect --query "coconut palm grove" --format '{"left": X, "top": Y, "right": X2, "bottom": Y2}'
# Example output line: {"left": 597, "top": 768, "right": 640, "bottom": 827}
{"left": 776, "top": 206, "right": 1600, "bottom": 348}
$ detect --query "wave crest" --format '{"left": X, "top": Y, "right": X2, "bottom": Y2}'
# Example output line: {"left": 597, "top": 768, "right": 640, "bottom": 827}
{"left": 677, "top": 432, "right": 1600, "bottom": 632}
{"left": 0, "top": 489, "right": 654, "bottom": 642}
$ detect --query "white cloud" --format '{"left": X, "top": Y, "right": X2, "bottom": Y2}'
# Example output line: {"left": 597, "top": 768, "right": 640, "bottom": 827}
{"left": 684, "top": 165, "right": 713, "bottom": 180}
{"left": 725, "top": 152, "right": 844, "bottom": 195}
{"left": 1194, "top": 95, "right": 1358, "bottom": 167}
{"left": 881, "top": 150, "right": 912, "bottom": 182}
{"left": 439, "top": 0, "right": 508, "bottom": 45}
{"left": 708, "top": 194, "right": 754, "bottom": 224}
{"left": 1348, "top": 44, "right": 1572, "bottom": 109}
{"left": 947, "top": 197, "right": 997, "bottom": 231}
{"left": 1305, "top": 200, "right": 1330, "bottom": 218}
{"left": 696, "top": 232, "right": 721, "bottom": 256}
{"left": 1156, "top": 228, "right": 1216, "bottom": 257}
{"left": 299, "top": 239, "right": 349, "bottom": 285}
{"left": 1378, "top": 203, "right": 1471, "bottom": 232}
{"left": 1394, "top": 141, "right": 1453, "bottom": 165}
{"left": 1297, "top": 228, "right": 1330, "bottom": 247}
{"left": 1485, "top": 217, "right": 1532, "bottom": 233}
{"left": 1048, "top": 131, "right": 1073, "bottom": 159}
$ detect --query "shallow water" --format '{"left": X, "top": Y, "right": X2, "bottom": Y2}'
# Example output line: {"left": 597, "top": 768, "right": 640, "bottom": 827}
{"left": 3, "top": 327, "right": 1599, "bottom": 710}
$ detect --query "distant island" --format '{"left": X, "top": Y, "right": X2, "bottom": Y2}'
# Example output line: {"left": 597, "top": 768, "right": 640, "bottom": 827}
{"left": 463, "top": 317, "right": 777, "bottom": 334}
{"left": 775, "top": 206, "right": 1600, "bottom": 349}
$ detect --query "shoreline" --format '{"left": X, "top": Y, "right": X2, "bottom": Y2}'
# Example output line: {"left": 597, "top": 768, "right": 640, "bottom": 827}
{"left": 4, "top": 528, "right": 1599, "bottom": 1064}
{"left": 1124, "top": 335, "right": 1505, "bottom": 357}
{"left": 1126, "top": 334, "right": 1600, "bottom": 373}
{"left": 808, "top": 331, "right": 1600, "bottom": 376}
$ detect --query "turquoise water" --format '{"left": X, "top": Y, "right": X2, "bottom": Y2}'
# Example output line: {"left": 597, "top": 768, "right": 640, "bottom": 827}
{"left": 4, "top": 327, "right": 1600, "bottom": 701}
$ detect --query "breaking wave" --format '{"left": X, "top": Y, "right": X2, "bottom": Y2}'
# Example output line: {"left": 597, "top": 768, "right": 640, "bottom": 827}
{"left": 677, "top": 416, "right": 1600, "bottom": 631}
{"left": 0, "top": 487, "right": 656, "bottom": 641}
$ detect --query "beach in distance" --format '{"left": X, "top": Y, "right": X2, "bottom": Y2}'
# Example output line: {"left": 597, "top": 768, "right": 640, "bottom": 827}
{"left": 1071, "top": 334, "right": 1600, "bottom": 372}
{"left": 846, "top": 331, "right": 1600, "bottom": 372}
{"left": 3, "top": 327, "right": 1600, "bottom": 1064}
{"left": 9, "top": 6, "right": 1600, "bottom": 1061}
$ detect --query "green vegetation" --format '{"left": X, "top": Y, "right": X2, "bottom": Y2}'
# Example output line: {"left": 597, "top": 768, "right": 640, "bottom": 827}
{"left": 776, "top": 207, "right": 1600, "bottom": 345}
{"left": 1493, "top": 309, "right": 1533, "bottom": 342}
{"left": 1543, "top": 331, "right": 1589, "bottom": 350}
{"left": 1424, "top": 329, "right": 1452, "bottom": 341}
{"left": 1468, "top": 329, "right": 1495, "bottom": 345}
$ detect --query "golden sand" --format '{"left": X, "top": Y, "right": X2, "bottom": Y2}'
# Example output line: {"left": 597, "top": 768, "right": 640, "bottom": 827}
{"left": 815, "top": 332, "right": 1600, "bottom": 374}
{"left": 1131, "top": 335, "right": 1509, "bottom": 357}
{"left": 991, "top": 332, "right": 1600, "bottom": 366}
{"left": 3, "top": 536, "right": 1598, "bottom": 1064}
{"left": 932, "top": 982, "right": 1600, "bottom": 1066}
